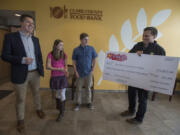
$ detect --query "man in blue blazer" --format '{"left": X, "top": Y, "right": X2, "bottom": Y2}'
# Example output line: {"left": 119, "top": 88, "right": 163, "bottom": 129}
{"left": 1, "top": 14, "right": 45, "bottom": 133}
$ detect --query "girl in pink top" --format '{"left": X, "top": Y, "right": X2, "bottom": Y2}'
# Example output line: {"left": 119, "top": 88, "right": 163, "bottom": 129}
{"left": 46, "top": 39, "right": 68, "bottom": 122}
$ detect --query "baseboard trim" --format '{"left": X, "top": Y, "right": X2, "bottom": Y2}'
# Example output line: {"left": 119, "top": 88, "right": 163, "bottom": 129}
{"left": 39, "top": 88, "right": 127, "bottom": 93}
{"left": 39, "top": 87, "right": 180, "bottom": 94}
{"left": 94, "top": 89, "right": 127, "bottom": 93}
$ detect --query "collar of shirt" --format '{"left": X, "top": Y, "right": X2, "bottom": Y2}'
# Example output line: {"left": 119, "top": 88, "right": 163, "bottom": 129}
{"left": 143, "top": 41, "right": 157, "bottom": 48}
{"left": 19, "top": 31, "right": 32, "bottom": 38}
{"left": 79, "top": 44, "right": 88, "bottom": 48}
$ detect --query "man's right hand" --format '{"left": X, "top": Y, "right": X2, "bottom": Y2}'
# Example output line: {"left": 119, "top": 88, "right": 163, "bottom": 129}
{"left": 58, "top": 67, "right": 65, "bottom": 72}
{"left": 24, "top": 57, "right": 33, "bottom": 65}
{"left": 137, "top": 51, "right": 143, "bottom": 56}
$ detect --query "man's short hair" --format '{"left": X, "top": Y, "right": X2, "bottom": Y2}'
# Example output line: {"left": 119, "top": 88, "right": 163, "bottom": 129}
{"left": 144, "top": 27, "right": 158, "bottom": 37}
{"left": 80, "top": 33, "right": 88, "bottom": 40}
{"left": 20, "top": 14, "right": 34, "bottom": 22}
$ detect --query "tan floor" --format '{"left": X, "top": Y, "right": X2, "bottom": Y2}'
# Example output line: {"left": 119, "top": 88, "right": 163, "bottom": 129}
{"left": 0, "top": 83, "right": 180, "bottom": 135}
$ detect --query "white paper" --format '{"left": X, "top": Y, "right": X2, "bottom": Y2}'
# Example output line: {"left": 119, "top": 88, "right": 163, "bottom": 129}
{"left": 103, "top": 51, "right": 179, "bottom": 95}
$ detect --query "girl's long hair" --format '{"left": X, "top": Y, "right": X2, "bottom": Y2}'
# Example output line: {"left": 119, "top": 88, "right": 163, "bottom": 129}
{"left": 52, "top": 39, "right": 65, "bottom": 61}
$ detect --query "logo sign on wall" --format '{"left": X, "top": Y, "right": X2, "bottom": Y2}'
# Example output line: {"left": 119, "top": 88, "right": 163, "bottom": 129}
{"left": 50, "top": 5, "right": 103, "bottom": 21}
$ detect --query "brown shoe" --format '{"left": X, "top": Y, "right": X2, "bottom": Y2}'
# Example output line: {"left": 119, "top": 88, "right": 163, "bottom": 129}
{"left": 36, "top": 110, "right": 46, "bottom": 119}
{"left": 17, "top": 120, "right": 25, "bottom": 133}
{"left": 120, "top": 110, "right": 135, "bottom": 117}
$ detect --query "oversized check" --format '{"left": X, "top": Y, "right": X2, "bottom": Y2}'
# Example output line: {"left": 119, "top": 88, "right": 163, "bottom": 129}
{"left": 103, "top": 51, "right": 179, "bottom": 95}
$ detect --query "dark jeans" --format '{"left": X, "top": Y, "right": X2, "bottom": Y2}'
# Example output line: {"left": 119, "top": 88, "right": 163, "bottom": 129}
{"left": 128, "top": 86, "right": 148, "bottom": 122}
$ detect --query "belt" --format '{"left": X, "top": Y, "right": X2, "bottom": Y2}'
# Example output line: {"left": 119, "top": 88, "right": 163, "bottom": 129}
{"left": 28, "top": 69, "right": 37, "bottom": 72}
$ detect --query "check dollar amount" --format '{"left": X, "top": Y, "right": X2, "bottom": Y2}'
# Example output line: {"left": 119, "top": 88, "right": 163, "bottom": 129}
{"left": 103, "top": 51, "right": 179, "bottom": 95}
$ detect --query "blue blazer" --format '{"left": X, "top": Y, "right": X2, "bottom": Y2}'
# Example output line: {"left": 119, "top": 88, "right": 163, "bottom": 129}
{"left": 1, "top": 32, "right": 44, "bottom": 84}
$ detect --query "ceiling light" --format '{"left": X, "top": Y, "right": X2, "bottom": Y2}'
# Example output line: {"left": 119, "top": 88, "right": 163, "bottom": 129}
{"left": 14, "top": 13, "right": 21, "bottom": 17}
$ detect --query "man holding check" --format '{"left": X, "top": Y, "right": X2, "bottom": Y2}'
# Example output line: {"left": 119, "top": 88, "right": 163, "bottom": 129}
{"left": 121, "top": 27, "right": 166, "bottom": 124}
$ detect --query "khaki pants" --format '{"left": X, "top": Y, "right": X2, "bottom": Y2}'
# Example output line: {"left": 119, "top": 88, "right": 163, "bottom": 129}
{"left": 76, "top": 73, "right": 93, "bottom": 104}
{"left": 14, "top": 71, "right": 41, "bottom": 120}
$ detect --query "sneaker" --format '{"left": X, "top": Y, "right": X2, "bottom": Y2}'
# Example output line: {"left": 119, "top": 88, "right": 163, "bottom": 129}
{"left": 87, "top": 103, "right": 94, "bottom": 110}
{"left": 74, "top": 104, "right": 80, "bottom": 111}
{"left": 120, "top": 110, "right": 134, "bottom": 117}
{"left": 126, "top": 118, "right": 142, "bottom": 125}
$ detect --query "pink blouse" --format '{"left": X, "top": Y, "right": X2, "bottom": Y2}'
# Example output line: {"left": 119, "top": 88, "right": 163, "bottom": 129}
{"left": 47, "top": 52, "right": 67, "bottom": 77}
